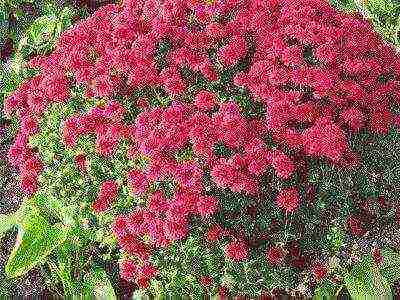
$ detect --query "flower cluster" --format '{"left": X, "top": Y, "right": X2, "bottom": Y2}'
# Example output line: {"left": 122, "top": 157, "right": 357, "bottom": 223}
{"left": 4, "top": 0, "right": 400, "bottom": 296}
{"left": 91, "top": 180, "right": 119, "bottom": 213}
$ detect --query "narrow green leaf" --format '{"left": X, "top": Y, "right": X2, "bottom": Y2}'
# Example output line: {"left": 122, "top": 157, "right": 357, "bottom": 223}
{"left": 55, "top": 242, "right": 77, "bottom": 297}
{"left": 329, "top": 0, "right": 357, "bottom": 11}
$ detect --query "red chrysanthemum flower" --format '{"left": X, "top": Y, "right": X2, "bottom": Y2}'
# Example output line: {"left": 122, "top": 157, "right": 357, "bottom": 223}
{"left": 95, "top": 125, "right": 120, "bottom": 157}
{"left": 206, "top": 224, "right": 224, "bottom": 242}
{"left": 218, "top": 34, "right": 247, "bottom": 67}
{"left": 311, "top": 263, "right": 328, "bottom": 281}
{"left": 121, "top": 234, "right": 151, "bottom": 258}
{"left": 372, "top": 248, "right": 383, "bottom": 265}
{"left": 127, "top": 169, "right": 149, "bottom": 196}
{"left": 119, "top": 259, "right": 138, "bottom": 281}
{"left": 347, "top": 215, "right": 366, "bottom": 236}
{"left": 92, "top": 180, "right": 119, "bottom": 213}
{"left": 136, "top": 262, "right": 159, "bottom": 287}
{"left": 224, "top": 241, "right": 249, "bottom": 261}
{"left": 302, "top": 117, "right": 348, "bottom": 162}
{"left": 74, "top": 153, "right": 87, "bottom": 173}
{"left": 340, "top": 107, "right": 365, "bottom": 132}
{"left": 197, "top": 195, "right": 219, "bottom": 217}
{"left": 281, "top": 45, "right": 303, "bottom": 67}
{"left": 218, "top": 286, "right": 230, "bottom": 299}
{"left": 163, "top": 216, "right": 189, "bottom": 241}
{"left": 21, "top": 155, "right": 43, "bottom": 175}
{"left": 20, "top": 172, "right": 38, "bottom": 196}
{"left": 62, "top": 117, "right": 80, "bottom": 149}
{"left": 394, "top": 114, "right": 400, "bottom": 128}
{"left": 370, "top": 109, "right": 393, "bottom": 135}
{"left": 275, "top": 187, "right": 300, "bottom": 214}
{"left": 194, "top": 90, "right": 217, "bottom": 112}
{"left": 200, "top": 275, "right": 214, "bottom": 287}
{"left": 270, "top": 150, "right": 295, "bottom": 179}
{"left": 266, "top": 246, "right": 285, "bottom": 265}
{"left": 112, "top": 215, "right": 128, "bottom": 239}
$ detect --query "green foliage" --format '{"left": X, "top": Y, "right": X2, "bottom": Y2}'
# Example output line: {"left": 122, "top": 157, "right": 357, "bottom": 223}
{"left": 1, "top": 84, "right": 122, "bottom": 295}
{"left": 329, "top": 0, "right": 358, "bottom": 11}
{"left": 0, "top": 213, "right": 17, "bottom": 240}
{"left": 313, "top": 248, "right": 400, "bottom": 299}
{"left": 86, "top": 267, "right": 117, "bottom": 299}
{"left": 330, "top": 0, "right": 400, "bottom": 48}
{"left": 150, "top": 233, "right": 224, "bottom": 298}
{"left": 365, "top": 0, "right": 400, "bottom": 47}
{"left": 215, "top": 189, "right": 253, "bottom": 214}
{"left": 5, "top": 197, "right": 69, "bottom": 278}
{"left": 343, "top": 253, "right": 392, "bottom": 299}
{"left": 313, "top": 279, "right": 343, "bottom": 300}
{"left": 379, "top": 248, "right": 400, "bottom": 284}
{"left": 352, "top": 128, "right": 400, "bottom": 202}
{"left": 155, "top": 38, "right": 172, "bottom": 70}
{"left": 213, "top": 141, "right": 234, "bottom": 157}
{"left": 222, "top": 258, "right": 282, "bottom": 297}
{"left": 19, "top": 6, "right": 75, "bottom": 56}
{"left": 0, "top": 0, "right": 83, "bottom": 108}
{"left": 233, "top": 91, "right": 265, "bottom": 119}
{"left": 326, "top": 226, "right": 345, "bottom": 254}
{"left": 175, "top": 144, "right": 194, "bottom": 162}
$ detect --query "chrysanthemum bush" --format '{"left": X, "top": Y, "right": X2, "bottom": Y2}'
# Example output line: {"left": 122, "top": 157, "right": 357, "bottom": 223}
{"left": 2, "top": 0, "right": 400, "bottom": 297}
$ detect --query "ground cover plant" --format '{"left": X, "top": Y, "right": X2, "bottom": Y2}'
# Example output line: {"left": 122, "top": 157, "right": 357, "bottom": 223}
{"left": 1, "top": 0, "right": 400, "bottom": 298}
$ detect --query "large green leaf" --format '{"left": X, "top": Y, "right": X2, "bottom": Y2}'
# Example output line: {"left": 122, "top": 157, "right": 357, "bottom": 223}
{"left": 344, "top": 254, "right": 393, "bottom": 300}
{"left": 5, "top": 198, "right": 69, "bottom": 278}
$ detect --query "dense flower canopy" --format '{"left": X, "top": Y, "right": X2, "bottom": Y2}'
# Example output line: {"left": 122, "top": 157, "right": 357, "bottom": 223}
{"left": 4, "top": 0, "right": 400, "bottom": 294}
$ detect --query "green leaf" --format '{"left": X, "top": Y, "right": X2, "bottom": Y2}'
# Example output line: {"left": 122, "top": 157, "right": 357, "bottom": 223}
{"left": 344, "top": 254, "right": 393, "bottom": 299}
{"left": 84, "top": 267, "right": 117, "bottom": 299}
{"left": 54, "top": 242, "right": 77, "bottom": 297}
{"left": 5, "top": 198, "right": 69, "bottom": 278}
{"left": 33, "top": 193, "right": 65, "bottom": 222}
{"left": 28, "top": 16, "right": 57, "bottom": 44}
{"left": 132, "top": 290, "right": 150, "bottom": 300}
{"left": 60, "top": 7, "right": 76, "bottom": 28}
{"left": 313, "top": 279, "right": 342, "bottom": 300}
{"left": 379, "top": 248, "right": 400, "bottom": 284}
{"left": 175, "top": 144, "right": 193, "bottom": 162}
{"left": 326, "top": 226, "right": 345, "bottom": 253}
{"left": 0, "top": 213, "right": 17, "bottom": 239}
{"left": 5, "top": 223, "right": 68, "bottom": 278}
{"left": 329, "top": 0, "right": 357, "bottom": 11}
